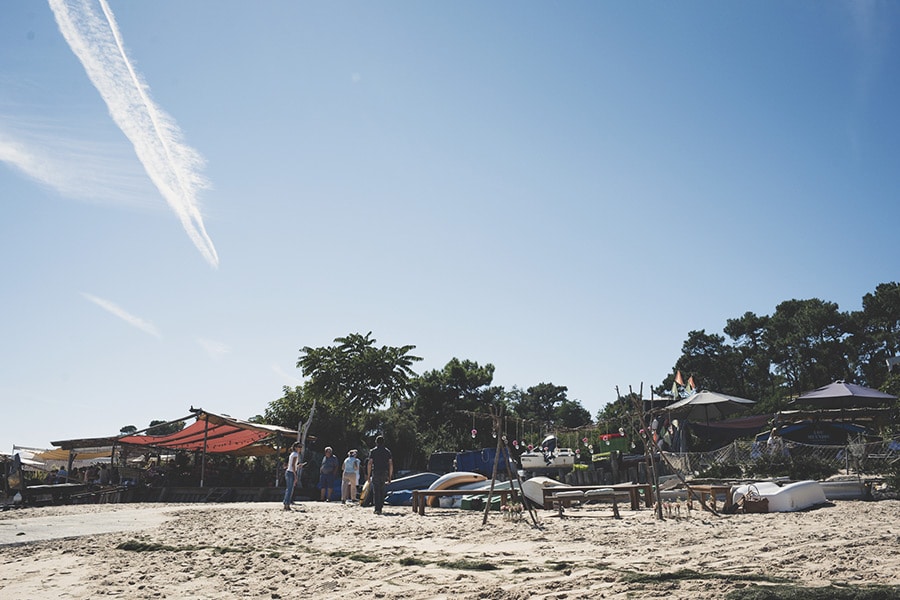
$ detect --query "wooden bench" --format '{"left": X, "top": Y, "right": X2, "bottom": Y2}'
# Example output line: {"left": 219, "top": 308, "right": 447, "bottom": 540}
{"left": 686, "top": 484, "right": 734, "bottom": 512}
{"left": 550, "top": 488, "right": 621, "bottom": 519}
{"left": 541, "top": 483, "right": 652, "bottom": 511}
{"left": 410, "top": 489, "right": 519, "bottom": 515}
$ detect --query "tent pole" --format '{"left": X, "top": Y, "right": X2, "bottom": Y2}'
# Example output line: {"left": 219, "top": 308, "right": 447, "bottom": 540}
{"left": 200, "top": 418, "right": 210, "bottom": 488}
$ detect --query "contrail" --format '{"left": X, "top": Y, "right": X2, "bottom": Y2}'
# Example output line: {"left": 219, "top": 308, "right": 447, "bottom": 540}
{"left": 48, "top": 0, "right": 219, "bottom": 268}
{"left": 81, "top": 292, "right": 162, "bottom": 339}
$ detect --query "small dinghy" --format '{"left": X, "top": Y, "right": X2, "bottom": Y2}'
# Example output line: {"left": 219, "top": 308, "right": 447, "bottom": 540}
{"left": 732, "top": 480, "right": 827, "bottom": 512}
{"left": 519, "top": 435, "right": 576, "bottom": 471}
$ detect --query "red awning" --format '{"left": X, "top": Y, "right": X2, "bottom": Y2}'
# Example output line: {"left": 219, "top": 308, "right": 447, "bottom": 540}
{"left": 117, "top": 411, "right": 297, "bottom": 453}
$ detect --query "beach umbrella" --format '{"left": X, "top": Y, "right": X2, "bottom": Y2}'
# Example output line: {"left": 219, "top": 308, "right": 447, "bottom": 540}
{"left": 792, "top": 381, "right": 897, "bottom": 410}
{"left": 664, "top": 390, "right": 755, "bottom": 425}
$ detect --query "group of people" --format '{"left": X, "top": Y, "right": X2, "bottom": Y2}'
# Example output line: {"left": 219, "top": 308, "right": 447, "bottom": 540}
{"left": 283, "top": 435, "right": 393, "bottom": 515}
{"left": 45, "top": 463, "right": 112, "bottom": 485}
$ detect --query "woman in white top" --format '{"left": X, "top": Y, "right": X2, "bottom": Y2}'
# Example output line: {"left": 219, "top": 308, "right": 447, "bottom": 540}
{"left": 341, "top": 449, "right": 361, "bottom": 504}
{"left": 283, "top": 442, "right": 303, "bottom": 511}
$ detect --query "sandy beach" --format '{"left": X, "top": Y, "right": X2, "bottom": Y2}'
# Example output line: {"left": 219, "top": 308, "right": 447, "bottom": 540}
{"left": 2, "top": 498, "right": 899, "bottom": 599}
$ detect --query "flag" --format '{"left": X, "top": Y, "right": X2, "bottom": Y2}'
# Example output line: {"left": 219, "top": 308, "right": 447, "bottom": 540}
{"left": 671, "top": 380, "right": 679, "bottom": 399}
{"left": 687, "top": 376, "right": 696, "bottom": 393}
{"left": 675, "top": 371, "right": 684, "bottom": 386}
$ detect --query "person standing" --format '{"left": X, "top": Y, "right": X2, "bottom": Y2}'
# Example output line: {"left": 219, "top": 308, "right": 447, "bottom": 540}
{"left": 319, "top": 447, "right": 339, "bottom": 501}
{"left": 283, "top": 442, "right": 302, "bottom": 511}
{"left": 367, "top": 435, "right": 393, "bottom": 515}
{"left": 341, "top": 449, "right": 361, "bottom": 504}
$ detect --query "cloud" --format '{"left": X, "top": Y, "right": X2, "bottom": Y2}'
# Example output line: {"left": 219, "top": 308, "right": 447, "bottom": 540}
{"left": 0, "top": 115, "right": 157, "bottom": 208}
{"left": 48, "top": 0, "right": 219, "bottom": 267}
{"left": 197, "top": 337, "right": 231, "bottom": 359}
{"left": 81, "top": 292, "right": 162, "bottom": 339}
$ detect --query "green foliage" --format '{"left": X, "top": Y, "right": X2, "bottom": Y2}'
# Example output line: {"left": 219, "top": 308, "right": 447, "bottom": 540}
{"left": 748, "top": 453, "right": 837, "bottom": 481}
{"left": 147, "top": 419, "right": 185, "bottom": 436}
{"left": 119, "top": 425, "right": 137, "bottom": 434}
{"left": 661, "top": 283, "right": 900, "bottom": 409}
{"left": 884, "top": 460, "right": 900, "bottom": 492}
{"left": 698, "top": 462, "right": 744, "bottom": 480}
{"left": 298, "top": 332, "right": 422, "bottom": 419}
{"left": 412, "top": 358, "right": 501, "bottom": 456}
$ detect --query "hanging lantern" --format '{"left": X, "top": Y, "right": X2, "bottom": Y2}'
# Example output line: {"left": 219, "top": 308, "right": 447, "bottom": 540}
{"left": 588, "top": 444, "right": 594, "bottom": 452}
{"left": 512, "top": 440, "right": 519, "bottom": 448}
{"left": 471, "top": 428, "right": 477, "bottom": 438}
{"left": 582, "top": 437, "right": 589, "bottom": 446}
{"left": 527, "top": 444, "right": 534, "bottom": 451}
{"left": 575, "top": 449, "right": 581, "bottom": 457}
{"left": 492, "top": 431, "right": 497, "bottom": 439}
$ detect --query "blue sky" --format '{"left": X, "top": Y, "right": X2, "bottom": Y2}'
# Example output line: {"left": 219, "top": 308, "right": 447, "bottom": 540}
{"left": 2, "top": 1, "right": 899, "bottom": 451}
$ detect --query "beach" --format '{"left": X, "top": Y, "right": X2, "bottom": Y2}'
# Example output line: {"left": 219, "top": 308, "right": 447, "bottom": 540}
{"left": 2, "top": 498, "right": 899, "bottom": 599}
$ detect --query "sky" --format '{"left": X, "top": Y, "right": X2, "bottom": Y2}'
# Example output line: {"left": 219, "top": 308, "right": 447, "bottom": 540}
{"left": 2, "top": 1, "right": 899, "bottom": 452}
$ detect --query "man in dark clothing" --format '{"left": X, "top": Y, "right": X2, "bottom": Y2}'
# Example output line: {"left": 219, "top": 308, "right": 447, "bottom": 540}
{"left": 367, "top": 435, "right": 393, "bottom": 515}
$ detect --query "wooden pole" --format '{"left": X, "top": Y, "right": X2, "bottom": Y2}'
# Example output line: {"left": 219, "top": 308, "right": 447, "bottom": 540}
{"left": 481, "top": 406, "right": 504, "bottom": 525}
{"left": 200, "top": 418, "right": 209, "bottom": 488}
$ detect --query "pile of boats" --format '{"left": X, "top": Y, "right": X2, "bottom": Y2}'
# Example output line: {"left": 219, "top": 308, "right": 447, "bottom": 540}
{"left": 369, "top": 469, "right": 868, "bottom": 513}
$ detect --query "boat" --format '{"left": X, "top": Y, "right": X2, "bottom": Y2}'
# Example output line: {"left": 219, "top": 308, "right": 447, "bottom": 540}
{"left": 425, "top": 471, "right": 488, "bottom": 507}
{"left": 360, "top": 471, "right": 440, "bottom": 506}
{"left": 521, "top": 475, "right": 568, "bottom": 508}
{"left": 820, "top": 479, "right": 870, "bottom": 501}
{"left": 519, "top": 435, "right": 577, "bottom": 471}
{"left": 731, "top": 480, "right": 827, "bottom": 512}
{"left": 386, "top": 472, "right": 440, "bottom": 493}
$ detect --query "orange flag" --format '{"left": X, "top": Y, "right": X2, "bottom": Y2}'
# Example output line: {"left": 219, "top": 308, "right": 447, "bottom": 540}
{"left": 675, "top": 371, "right": 684, "bottom": 386}
{"left": 687, "top": 376, "right": 696, "bottom": 392}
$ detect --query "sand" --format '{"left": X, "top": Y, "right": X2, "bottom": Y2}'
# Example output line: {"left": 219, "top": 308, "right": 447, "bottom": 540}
{"left": 1, "top": 498, "right": 899, "bottom": 599}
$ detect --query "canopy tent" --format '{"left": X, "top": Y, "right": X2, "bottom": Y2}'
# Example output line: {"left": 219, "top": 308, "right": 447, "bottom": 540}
{"left": 33, "top": 448, "right": 112, "bottom": 462}
{"left": 791, "top": 381, "right": 898, "bottom": 410}
{"left": 117, "top": 410, "right": 298, "bottom": 454}
{"left": 662, "top": 390, "right": 756, "bottom": 423}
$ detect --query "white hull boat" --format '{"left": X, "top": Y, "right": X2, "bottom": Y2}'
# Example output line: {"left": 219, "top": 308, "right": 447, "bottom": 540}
{"left": 732, "top": 480, "right": 827, "bottom": 512}
{"left": 519, "top": 448, "right": 576, "bottom": 470}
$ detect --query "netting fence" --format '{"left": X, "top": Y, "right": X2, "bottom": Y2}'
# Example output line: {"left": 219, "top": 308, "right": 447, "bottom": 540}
{"left": 662, "top": 435, "right": 900, "bottom": 479}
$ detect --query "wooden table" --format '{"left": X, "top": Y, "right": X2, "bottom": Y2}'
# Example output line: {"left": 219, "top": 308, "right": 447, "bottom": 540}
{"left": 411, "top": 489, "right": 519, "bottom": 515}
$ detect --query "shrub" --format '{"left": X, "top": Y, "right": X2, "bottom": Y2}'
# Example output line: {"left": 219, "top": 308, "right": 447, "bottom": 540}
{"left": 698, "top": 462, "right": 743, "bottom": 480}
{"left": 748, "top": 453, "right": 837, "bottom": 481}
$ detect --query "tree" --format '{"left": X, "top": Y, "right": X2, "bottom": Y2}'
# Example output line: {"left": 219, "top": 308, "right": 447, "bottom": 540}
{"left": 297, "top": 332, "right": 422, "bottom": 423}
{"left": 766, "top": 299, "right": 852, "bottom": 395}
{"left": 264, "top": 384, "right": 366, "bottom": 455}
{"left": 119, "top": 425, "right": 137, "bottom": 435}
{"left": 147, "top": 419, "right": 185, "bottom": 436}
{"left": 553, "top": 398, "right": 592, "bottom": 429}
{"left": 411, "top": 358, "right": 499, "bottom": 456}
{"left": 851, "top": 282, "right": 900, "bottom": 388}
{"left": 724, "top": 311, "right": 776, "bottom": 401}
{"left": 657, "top": 330, "right": 743, "bottom": 399}
{"left": 509, "top": 383, "right": 588, "bottom": 431}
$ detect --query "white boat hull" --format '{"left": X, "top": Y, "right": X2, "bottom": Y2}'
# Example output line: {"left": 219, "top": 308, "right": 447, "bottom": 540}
{"left": 732, "top": 480, "right": 827, "bottom": 512}
{"left": 520, "top": 449, "right": 576, "bottom": 470}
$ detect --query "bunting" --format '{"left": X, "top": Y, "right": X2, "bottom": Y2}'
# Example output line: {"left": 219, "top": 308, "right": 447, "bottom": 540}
{"left": 687, "top": 375, "right": 696, "bottom": 393}
{"left": 675, "top": 370, "right": 684, "bottom": 386}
